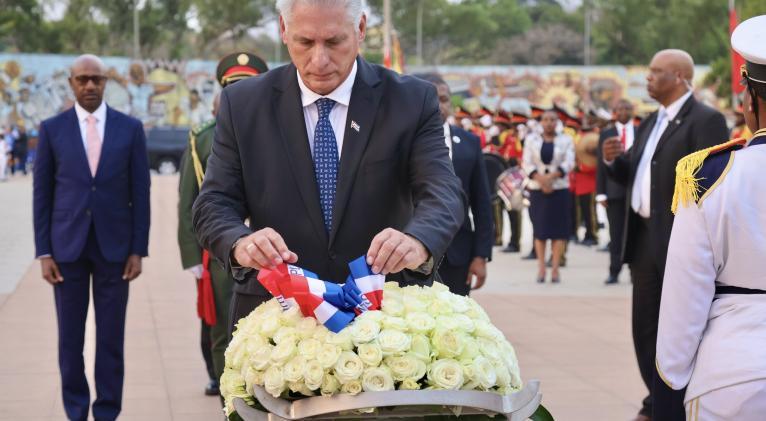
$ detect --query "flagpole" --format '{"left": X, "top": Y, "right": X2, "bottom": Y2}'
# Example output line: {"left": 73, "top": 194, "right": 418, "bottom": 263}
{"left": 383, "top": 0, "right": 392, "bottom": 68}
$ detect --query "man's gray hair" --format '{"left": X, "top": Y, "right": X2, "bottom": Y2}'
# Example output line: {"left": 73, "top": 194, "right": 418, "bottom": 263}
{"left": 276, "top": 0, "right": 364, "bottom": 29}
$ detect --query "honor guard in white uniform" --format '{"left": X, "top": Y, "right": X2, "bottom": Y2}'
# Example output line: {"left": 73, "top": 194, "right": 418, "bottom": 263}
{"left": 656, "top": 15, "right": 766, "bottom": 421}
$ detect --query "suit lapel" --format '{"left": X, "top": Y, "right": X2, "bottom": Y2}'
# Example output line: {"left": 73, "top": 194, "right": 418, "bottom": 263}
{"left": 329, "top": 58, "right": 382, "bottom": 246}
{"left": 629, "top": 112, "right": 657, "bottom": 175}
{"left": 67, "top": 108, "right": 92, "bottom": 180}
{"left": 96, "top": 107, "right": 119, "bottom": 180}
{"left": 272, "top": 65, "right": 328, "bottom": 245}
{"left": 653, "top": 96, "right": 695, "bottom": 155}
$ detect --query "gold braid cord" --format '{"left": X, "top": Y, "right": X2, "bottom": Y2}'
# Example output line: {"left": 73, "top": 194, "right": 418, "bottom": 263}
{"left": 671, "top": 138, "right": 747, "bottom": 214}
{"left": 190, "top": 130, "right": 205, "bottom": 190}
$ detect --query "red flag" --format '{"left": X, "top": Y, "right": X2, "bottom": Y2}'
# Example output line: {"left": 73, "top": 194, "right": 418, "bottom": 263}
{"left": 730, "top": 7, "right": 746, "bottom": 97}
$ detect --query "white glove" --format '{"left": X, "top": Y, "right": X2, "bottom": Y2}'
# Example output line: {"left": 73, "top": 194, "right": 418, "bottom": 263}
{"left": 187, "top": 264, "right": 203, "bottom": 279}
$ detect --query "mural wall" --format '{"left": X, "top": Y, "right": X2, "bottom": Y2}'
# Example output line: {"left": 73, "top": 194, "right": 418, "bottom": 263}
{"left": 0, "top": 53, "right": 714, "bottom": 131}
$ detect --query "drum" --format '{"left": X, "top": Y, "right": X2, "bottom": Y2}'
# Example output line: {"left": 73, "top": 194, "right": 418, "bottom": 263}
{"left": 483, "top": 153, "right": 509, "bottom": 198}
{"left": 497, "top": 166, "right": 528, "bottom": 211}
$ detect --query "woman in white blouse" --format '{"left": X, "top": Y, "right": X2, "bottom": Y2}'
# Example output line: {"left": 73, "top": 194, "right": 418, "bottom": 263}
{"left": 523, "top": 110, "right": 575, "bottom": 283}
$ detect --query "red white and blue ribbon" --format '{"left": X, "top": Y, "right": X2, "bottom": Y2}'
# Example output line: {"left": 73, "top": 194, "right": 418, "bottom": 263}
{"left": 255, "top": 255, "right": 385, "bottom": 333}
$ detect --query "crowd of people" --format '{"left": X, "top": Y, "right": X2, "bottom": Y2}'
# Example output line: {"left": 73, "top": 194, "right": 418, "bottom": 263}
{"left": 0, "top": 123, "right": 30, "bottom": 180}
{"left": 23, "top": 0, "right": 766, "bottom": 420}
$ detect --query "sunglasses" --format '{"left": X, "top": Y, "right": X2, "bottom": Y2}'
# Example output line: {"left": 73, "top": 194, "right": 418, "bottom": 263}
{"left": 72, "top": 75, "right": 108, "bottom": 86}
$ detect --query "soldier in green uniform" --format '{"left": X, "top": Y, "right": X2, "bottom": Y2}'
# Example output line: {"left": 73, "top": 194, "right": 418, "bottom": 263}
{"left": 177, "top": 52, "right": 268, "bottom": 396}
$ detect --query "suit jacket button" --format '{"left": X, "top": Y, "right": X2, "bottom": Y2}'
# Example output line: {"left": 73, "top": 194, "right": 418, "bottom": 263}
{"left": 86, "top": 209, "right": 91, "bottom": 216}
{"left": 329, "top": 251, "right": 337, "bottom": 260}
{"left": 91, "top": 186, "right": 96, "bottom": 192}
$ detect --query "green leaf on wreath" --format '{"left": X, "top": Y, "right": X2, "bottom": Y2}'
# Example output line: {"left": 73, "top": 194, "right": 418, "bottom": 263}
{"left": 529, "top": 404, "right": 554, "bottom": 421}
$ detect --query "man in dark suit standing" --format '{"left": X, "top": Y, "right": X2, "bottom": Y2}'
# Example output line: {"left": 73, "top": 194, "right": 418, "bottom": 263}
{"left": 193, "top": 0, "right": 464, "bottom": 332}
{"left": 597, "top": 99, "right": 635, "bottom": 285}
{"left": 602, "top": 50, "right": 729, "bottom": 421}
{"left": 415, "top": 73, "right": 493, "bottom": 296}
{"left": 33, "top": 54, "right": 151, "bottom": 421}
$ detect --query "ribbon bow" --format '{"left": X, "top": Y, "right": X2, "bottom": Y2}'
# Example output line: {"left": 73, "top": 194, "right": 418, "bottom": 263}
{"left": 256, "top": 255, "right": 385, "bottom": 332}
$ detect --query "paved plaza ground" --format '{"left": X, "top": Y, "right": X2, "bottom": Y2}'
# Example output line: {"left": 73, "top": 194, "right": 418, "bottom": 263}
{"left": 0, "top": 175, "right": 644, "bottom": 420}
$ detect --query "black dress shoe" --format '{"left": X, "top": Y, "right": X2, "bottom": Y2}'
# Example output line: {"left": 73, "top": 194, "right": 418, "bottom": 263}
{"left": 536, "top": 277, "right": 545, "bottom": 283}
{"left": 580, "top": 238, "right": 598, "bottom": 247}
{"left": 551, "top": 277, "right": 561, "bottom": 284}
{"left": 604, "top": 275, "right": 619, "bottom": 285}
{"left": 502, "top": 244, "right": 520, "bottom": 253}
{"left": 205, "top": 379, "right": 220, "bottom": 396}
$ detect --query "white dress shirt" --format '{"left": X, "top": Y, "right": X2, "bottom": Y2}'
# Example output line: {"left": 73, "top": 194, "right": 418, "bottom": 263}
{"left": 615, "top": 120, "right": 635, "bottom": 150}
{"left": 74, "top": 101, "right": 107, "bottom": 151}
{"left": 443, "top": 122, "right": 453, "bottom": 160}
{"left": 631, "top": 90, "right": 692, "bottom": 218}
{"left": 297, "top": 61, "right": 357, "bottom": 159}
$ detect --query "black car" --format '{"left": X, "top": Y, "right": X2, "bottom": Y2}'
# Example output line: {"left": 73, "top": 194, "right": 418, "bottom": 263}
{"left": 145, "top": 126, "right": 189, "bottom": 174}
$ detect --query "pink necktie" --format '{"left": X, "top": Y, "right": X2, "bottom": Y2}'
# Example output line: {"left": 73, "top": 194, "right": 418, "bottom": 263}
{"left": 85, "top": 115, "right": 101, "bottom": 177}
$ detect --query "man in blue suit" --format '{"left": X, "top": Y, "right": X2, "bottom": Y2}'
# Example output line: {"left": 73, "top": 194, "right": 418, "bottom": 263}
{"left": 416, "top": 73, "right": 493, "bottom": 295}
{"left": 33, "top": 54, "right": 151, "bottom": 421}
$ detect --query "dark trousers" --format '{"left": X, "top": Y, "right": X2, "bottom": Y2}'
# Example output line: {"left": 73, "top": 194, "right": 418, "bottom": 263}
{"left": 629, "top": 218, "right": 685, "bottom": 420}
{"left": 507, "top": 209, "right": 521, "bottom": 249}
{"left": 437, "top": 262, "right": 470, "bottom": 296}
{"left": 200, "top": 321, "right": 215, "bottom": 381}
{"left": 575, "top": 192, "right": 597, "bottom": 241}
{"left": 55, "top": 230, "right": 129, "bottom": 421}
{"left": 228, "top": 291, "right": 272, "bottom": 337}
{"left": 606, "top": 198, "right": 626, "bottom": 277}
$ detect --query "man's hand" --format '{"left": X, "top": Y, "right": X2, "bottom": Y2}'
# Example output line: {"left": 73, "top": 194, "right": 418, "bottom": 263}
{"left": 123, "top": 255, "right": 142, "bottom": 281}
{"left": 466, "top": 257, "right": 487, "bottom": 291}
{"left": 40, "top": 257, "right": 63, "bottom": 285}
{"left": 602, "top": 136, "right": 624, "bottom": 162}
{"left": 366, "top": 228, "right": 429, "bottom": 275}
{"left": 233, "top": 228, "right": 298, "bottom": 270}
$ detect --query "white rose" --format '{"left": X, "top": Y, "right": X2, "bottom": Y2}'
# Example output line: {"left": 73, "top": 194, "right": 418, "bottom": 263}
{"left": 403, "top": 296, "right": 429, "bottom": 314}
{"left": 428, "top": 297, "right": 453, "bottom": 316}
{"left": 458, "top": 337, "right": 480, "bottom": 361}
{"left": 362, "top": 366, "right": 395, "bottom": 392}
{"left": 427, "top": 359, "right": 464, "bottom": 390}
{"left": 382, "top": 315, "right": 408, "bottom": 331}
{"left": 243, "top": 365, "right": 265, "bottom": 393}
{"left": 476, "top": 338, "right": 502, "bottom": 363}
{"left": 434, "top": 315, "right": 460, "bottom": 332}
{"left": 259, "top": 313, "right": 282, "bottom": 337}
{"left": 312, "top": 325, "right": 331, "bottom": 342}
{"left": 473, "top": 320, "right": 504, "bottom": 342}
{"left": 452, "top": 314, "right": 475, "bottom": 333}
{"left": 325, "top": 330, "right": 354, "bottom": 351}
{"left": 274, "top": 326, "right": 299, "bottom": 345}
{"left": 320, "top": 374, "right": 341, "bottom": 396}
{"left": 406, "top": 312, "right": 436, "bottom": 334}
{"left": 295, "top": 317, "right": 318, "bottom": 339}
{"left": 270, "top": 337, "right": 297, "bottom": 366}
{"left": 264, "top": 365, "right": 286, "bottom": 398}
{"left": 350, "top": 318, "right": 381, "bottom": 345}
{"left": 334, "top": 351, "right": 365, "bottom": 383}
{"left": 357, "top": 342, "right": 384, "bottom": 367}
{"left": 225, "top": 335, "right": 247, "bottom": 370}
{"left": 399, "top": 378, "right": 421, "bottom": 390}
{"left": 469, "top": 356, "right": 497, "bottom": 390}
{"left": 356, "top": 309, "right": 385, "bottom": 323}
{"left": 465, "top": 301, "right": 491, "bottom": 322}
{"left": 378, "top": 329, "right": 411, "bottom": 356}
{"left": 283, "top": 355, "right": 307, "bottom": 382}
{"left": 288, "top": 381, "right": 315, "bottom": 396}
{"left": 409, "top": 334, "right": 432, "bottom": 362}
{"left": 317, "top": 343, "right": 342, "bottom": 368}
{"left": 249, "top": 343, "right": 274, "bottom": 371}
{"left": 303, "top": 359, "right": 326, "bottom": 390}
{"left": 297, "top": 338, "right": 321, "bottom": 360}
{"left": 431, "top": 329, "right": 464, "bottom": 359}
{"left": 385, "top": 354, "right": 426, "bottom": 382}
{"left": 383, "top": 282, "right": 401, "bottom": 293}
{"left": 429, "top": 282, "right": 450, "bottom": 293}
{"left": 279, "top": 306, "right": 303, "bottom": 327}
{"left": 448, "top": 294, "right": 471, "bottom": 313}
{"left": 382, "top": 298, "right": 404, "bottom": 316}
{"left": 340, "top": 379, "right": 363, "bottom": 395}
{"left": 495, "top": 362, "right": 511, "bottom": 388}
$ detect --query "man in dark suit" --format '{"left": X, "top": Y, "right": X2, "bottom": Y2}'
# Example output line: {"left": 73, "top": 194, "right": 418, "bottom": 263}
{"left": 597, "top": 99, "right": 635, "bottom": 285}
{"left": 33, "top": 54, "right": 151, "bottom": 421}
{"left": 415, "top": 73, "right": 493, "bottom": 296}
{"left": 602, "top": 49, "right": 729, "bottom": 421}
{"left": 192, "top": 0, "right": 465, "bottom": 332}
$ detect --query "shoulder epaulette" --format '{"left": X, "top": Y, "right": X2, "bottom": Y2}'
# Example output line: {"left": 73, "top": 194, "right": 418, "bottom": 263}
{"left": 191, "top": 119, "right": 216, "bottom": 136}
{"left": 671, "top": 137, "right": 748, "bottom": 214}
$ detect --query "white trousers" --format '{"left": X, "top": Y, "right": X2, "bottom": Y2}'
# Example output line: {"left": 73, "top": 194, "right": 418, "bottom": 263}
{"left": 686, "top": 379, "right": 766, "bottom": 420}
